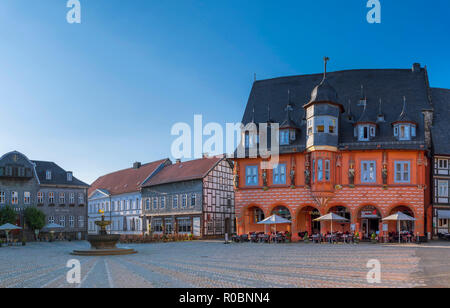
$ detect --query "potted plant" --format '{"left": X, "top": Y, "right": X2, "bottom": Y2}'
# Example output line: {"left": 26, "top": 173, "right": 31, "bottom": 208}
{"left": 371, "top": 233, "right": 378, "bottom": 244}
{"left": 354, "top": 232, "right": 360, "bottom": 244}
{"left": 303, "top": 232, "right": 309, "bottom": 243}
{"left": 285, "top": 231, "right": 291, "bottom": 243}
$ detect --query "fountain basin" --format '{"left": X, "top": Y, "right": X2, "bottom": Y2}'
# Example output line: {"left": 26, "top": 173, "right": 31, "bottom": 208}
{"left": 71, "top": 214, "right": 137, "bottom": 256}
{"left": 87, "top": 234, "right": 121, "bottom": 250}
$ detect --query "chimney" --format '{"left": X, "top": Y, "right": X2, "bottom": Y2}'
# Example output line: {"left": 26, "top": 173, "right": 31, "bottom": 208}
{"left": 133, "top": 162, "right": 142, "bottom": 169}
{"left": 202, "top": 153, "right": 209, "bottom": 159}
{"left": 422, "top": 109, "right": 434, "bottom": 149}
{"left": 412, "top": 63, "right": 421, "bottom": 73}
{"left": 176, "top": 159, "right": 182, "bottom": 164}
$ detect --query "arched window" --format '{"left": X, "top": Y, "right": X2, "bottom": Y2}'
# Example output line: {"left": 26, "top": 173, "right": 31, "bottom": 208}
{"left": 272, "top": 206, "right": 291, "bottom": 221}
{"left": 253, "top": 208, "right": 265, "bottom": 223}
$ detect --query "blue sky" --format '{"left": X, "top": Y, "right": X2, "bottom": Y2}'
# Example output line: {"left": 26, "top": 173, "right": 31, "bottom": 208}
{"left": 0, "top": 0, "right": 449, "bottom": 184}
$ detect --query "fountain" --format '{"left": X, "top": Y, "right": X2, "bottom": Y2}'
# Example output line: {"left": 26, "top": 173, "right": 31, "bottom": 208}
{"left": 72, "top": 210, "right": 137, "bottom": 256}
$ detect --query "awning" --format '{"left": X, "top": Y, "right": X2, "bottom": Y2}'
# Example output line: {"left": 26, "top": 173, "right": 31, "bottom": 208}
{"left": 438, "top": 210, "right": 450, "bottom": 219}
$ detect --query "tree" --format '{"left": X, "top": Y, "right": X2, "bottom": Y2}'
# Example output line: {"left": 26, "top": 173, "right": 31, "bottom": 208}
{"left": 0, "top": 206, "right": 17, "bottom": 225}
{"left": 24, "top": 207, "right": 46, "bottom": 231}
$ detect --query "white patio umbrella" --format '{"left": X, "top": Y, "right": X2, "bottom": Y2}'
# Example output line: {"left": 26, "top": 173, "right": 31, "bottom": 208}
{"left": 42, "top": 223, "right": 64, "bottom": 241}
{"left": 382, "top": 212, "right": 416, "bottom": 243}
{"left": 313, "top": 213, "right": 349, "bottom": 235}
{"left": 257, "top": 214, "right": 291, "bottom": 235}
{"left": 0, "top": 223, "right": 22, "bottom": 243}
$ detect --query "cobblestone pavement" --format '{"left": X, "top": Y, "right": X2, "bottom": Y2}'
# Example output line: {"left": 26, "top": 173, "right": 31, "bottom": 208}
{"left": 1, "top": 241, "right": 449, "bottom": 288}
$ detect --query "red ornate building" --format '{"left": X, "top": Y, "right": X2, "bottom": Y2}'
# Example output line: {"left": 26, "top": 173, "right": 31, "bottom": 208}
{"left": 234, "top": 62, "right": 435, "bottom": 241}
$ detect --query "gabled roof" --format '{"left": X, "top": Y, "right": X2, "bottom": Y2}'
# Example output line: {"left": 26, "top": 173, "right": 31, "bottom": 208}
{"left": 33, "top": 160, "right": 89, "bottom": 187}
{"left": 242, "top": 66, "right": 433, "bottom": 150}
{"left": 88, "top": 159, "right": 169, "bottom": 197}
{"left": 431, "top": 88, "right": 450, "bottom": 155}
{"left": 142, "top": 157, "right": 223, "bottom": 187}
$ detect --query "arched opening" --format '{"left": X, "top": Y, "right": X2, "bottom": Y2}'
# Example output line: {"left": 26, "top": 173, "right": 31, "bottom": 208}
{"left": 271, "top": 206, "right": 292, "bottom": 233}
{"left": 245, "top": 206, "right": 266, "bottom": 233}
{"left": 389, "top": 206, "right": 415, "bottom": 233}
{"left": 358, "top": 205, "right": 381, "bottom": 240}
{"left": 327, "top": 206, "right": 351, "bottom": 233}
{"left": 297, "top": 206, "right": 321, "bottom": 237}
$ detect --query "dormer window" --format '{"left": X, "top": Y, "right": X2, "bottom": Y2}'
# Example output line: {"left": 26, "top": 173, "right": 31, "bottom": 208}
{"left": 244, "top": 131, "right": 259, "bottom": 148}
{"left": 392, "top": 97, "right": 416, "bottom": 141}
{"left": 280, "top": 130, "right": 290, "bottom": 145}
{"left": 279, "top": 129, "right": 296, "bottom": 146}
{"left": 393, "top": 123, "right": 416, "bottom": 141}
{"left": 356, "top": 124, "right": 376, "bottom": 141}
{"left": 46, "top": 170, "right": 52, "bottom": 180}
{"left": 67, "top": 172, "right": 73, "bottom": 182}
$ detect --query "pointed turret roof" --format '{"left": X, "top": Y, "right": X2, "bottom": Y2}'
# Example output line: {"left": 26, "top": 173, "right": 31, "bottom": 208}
{"left": 393, "top": 97, "right": 416, "bottom": 124}
{"left": 347, "top": 100, "right": 355, "bottom": 123}
{"left": 356, "top": 100, "right": 376, "bottom": 124}
{"left": 280, "top": 90, "right": 300, "bottom": 129}
{"left": 304, "top": 57, "right": 343, "bottom": 111}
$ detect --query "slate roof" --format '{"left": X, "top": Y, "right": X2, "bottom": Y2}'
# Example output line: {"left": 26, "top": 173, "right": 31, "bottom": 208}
{"left": 242, "top": 67, "right": 433, "bottom": 151}
{"left": 356, "top": 103, "right": 375, "bottom": 124}
{"left": 33, "top": 161, "right": 89, "bottom": 187}
{"left": 431, "top": 88, "right": 450, "bottom": 155}
{"left": 142, "top": 157, "right": 224, "bottom": 187}
{"left": 88, "top": 159, "right": 169, "bottom": 197}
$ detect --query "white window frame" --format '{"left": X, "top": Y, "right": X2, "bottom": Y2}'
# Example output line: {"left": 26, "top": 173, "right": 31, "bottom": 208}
{"left": 160, "top": 196, "right": 166, "bottom": 209}
{"left": 172, "top": 195, "right": 178, "bottom": 209}
{"left": 59, "top": 192, "right": 65, "bottom": 204}
{"left": 11, "top": 191, "right": 18, "bottom": 205}
{"left": 438, "top": 180, "right": 449, "bottom": 197}
{"left": 37, "top": 192, "right": 43, "bottom": 204}
{"left": 60, "top": 216, "right": 66, "bottom": 227}
{"left": 69, "top": 193, "right": 75, "bottom": 204}
{"left": 46, "top": 170, "right": 52, "bottom": 180}
{"left": 49, "top": 192, "right": 55, "bottom": 204}
{"left": 182, "top": 194, "right": 187, "bottom": 208}
{"left": 438, "top": 159, "right": 449, "bottom": 170}
{"left": 24, "top": 192, "right": 31, "bottom": 204}
{"left": 190, "top": 194, "right": 196, "bottom": 207}
{"left": 69, "top": 216, "right": 75, "bottom": 228}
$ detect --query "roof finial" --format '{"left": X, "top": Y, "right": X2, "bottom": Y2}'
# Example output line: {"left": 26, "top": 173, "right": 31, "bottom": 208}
{"left": 254, "top": 73, "right": 257, "bottom": 82}
{"left": 347, "top": 100, "right": 354, "bottom": 123}
{"left": 378, "top": 98, "right": 383, "bottom": 115}
{"left": 323, "top": 56, "right": 330, "bottom": 80}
